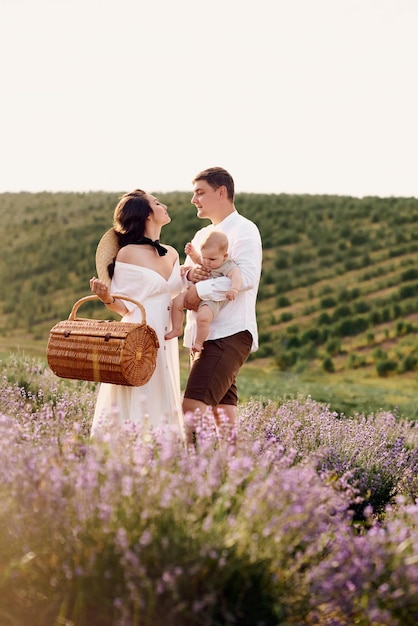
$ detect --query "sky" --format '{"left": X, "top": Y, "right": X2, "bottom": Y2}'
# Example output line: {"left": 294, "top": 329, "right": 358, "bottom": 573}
{"left": 1, "top": 0, "right": 417, "bottom": 199}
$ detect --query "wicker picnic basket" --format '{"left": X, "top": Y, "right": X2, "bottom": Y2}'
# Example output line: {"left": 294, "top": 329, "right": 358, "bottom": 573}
{"left": 47, "top": 295, "right": 159, "bottom": 386}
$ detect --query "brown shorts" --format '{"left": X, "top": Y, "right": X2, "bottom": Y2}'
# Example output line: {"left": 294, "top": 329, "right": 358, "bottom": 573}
{"left": 183, "top": 330, "right": 253, "bottom": 407}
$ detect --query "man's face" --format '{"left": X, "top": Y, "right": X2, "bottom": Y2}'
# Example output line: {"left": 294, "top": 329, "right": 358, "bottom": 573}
{"left": 191, "top": 180, "right": 220, "bottom": 219}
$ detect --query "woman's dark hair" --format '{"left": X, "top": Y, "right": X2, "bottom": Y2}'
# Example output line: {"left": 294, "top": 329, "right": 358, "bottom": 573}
{"left": 108, "top": 189, "right": 152, "bottom": 278}
{"left": 113, "top": 189, "right": 152, "bottom": 246}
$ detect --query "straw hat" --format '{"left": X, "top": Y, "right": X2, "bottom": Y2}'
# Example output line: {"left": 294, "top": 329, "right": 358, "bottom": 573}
{"left": 95, "top": 228, "right": 120, "bottom": 288}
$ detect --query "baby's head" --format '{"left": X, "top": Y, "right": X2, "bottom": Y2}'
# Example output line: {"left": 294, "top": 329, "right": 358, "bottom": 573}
{"left": 200, "top": 231, "right": 229, "bottom": 270}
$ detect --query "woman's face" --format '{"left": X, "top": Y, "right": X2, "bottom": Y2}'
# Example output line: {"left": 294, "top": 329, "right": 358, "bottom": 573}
{"left": 146, "top": 194, "right": 171, "bottom": 226}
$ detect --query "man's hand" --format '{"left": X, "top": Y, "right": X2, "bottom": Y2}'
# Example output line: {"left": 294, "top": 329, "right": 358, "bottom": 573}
{"left": 183, "top": 285, "right": 202, "bottom": 311}
{"left": 188, "top": 263, "right": 211, "bottom": 283}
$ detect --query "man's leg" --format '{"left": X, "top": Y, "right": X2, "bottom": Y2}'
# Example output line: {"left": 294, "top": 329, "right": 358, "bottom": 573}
{"left": 183, "top": 331, "right": 252, "bottom": 441}
{"left": 214, "top": 404, "right": 237, "bottom": 426}
{"left": 182, "top": 399, "right": 236, "bottom": 445}
{"left": 182, "top": 397, "right": 209, "bottom": 443}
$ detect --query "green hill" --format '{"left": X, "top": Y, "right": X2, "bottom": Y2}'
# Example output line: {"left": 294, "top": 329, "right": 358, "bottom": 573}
{"left": 2, "top": 191, "right": 418, "bottom": 417}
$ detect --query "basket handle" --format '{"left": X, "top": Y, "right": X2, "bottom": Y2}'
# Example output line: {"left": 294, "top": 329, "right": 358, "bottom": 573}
{"left": 68, "top": 294, "right": 146, "bottom": 323}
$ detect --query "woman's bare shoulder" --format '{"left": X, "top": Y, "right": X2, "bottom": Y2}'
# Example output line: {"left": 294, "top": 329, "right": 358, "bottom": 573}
{"left": 116, "top": 244, "right": 179, "bottom": 274}
{"left": 116, "top": 245, "right": 145, "bottom": 263}
{"left": 162, "top": 244, "right": 180, "bottom": 260}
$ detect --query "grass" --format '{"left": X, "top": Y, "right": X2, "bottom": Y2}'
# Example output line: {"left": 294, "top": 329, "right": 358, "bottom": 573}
{"left": 236, "top": 360, "right": 418, "bottom": 420}
{"left": 3, "top": 342, "right": 418, "bottom": 421}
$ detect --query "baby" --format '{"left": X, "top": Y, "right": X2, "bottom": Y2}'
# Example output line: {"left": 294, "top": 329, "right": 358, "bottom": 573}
{"left": 165, "top": 231, "right": 242, "bottom": 352}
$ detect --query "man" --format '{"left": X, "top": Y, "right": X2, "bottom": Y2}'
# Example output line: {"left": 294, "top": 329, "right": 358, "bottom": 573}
{"left": 182, "top": 167, "right": 262, "bottom": 439}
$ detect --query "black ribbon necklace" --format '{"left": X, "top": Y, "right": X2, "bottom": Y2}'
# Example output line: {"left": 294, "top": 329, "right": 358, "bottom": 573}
{"left": 134, "top": 237, "right": 168, "bottom": 256}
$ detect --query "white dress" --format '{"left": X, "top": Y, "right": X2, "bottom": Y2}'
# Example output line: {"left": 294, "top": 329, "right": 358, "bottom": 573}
{"left": 91, "top": 259, "right": 184, "bottom": 438}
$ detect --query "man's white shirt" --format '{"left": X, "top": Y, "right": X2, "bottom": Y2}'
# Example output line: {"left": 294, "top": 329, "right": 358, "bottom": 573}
{"left": 183, "top": 211, "right": 262, "bottom": 352}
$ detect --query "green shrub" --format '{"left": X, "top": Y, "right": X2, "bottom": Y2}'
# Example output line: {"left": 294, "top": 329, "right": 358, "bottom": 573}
{"left": 276, "top": 295, "right": 291, "bottom": 307}
{"left": 354, "top": 300, "right": 370, "bottom": 314}
{"left": 340, "top": 288, "right": 361, "bottom": 302}
{"left": 325, "top": 337, "right": 341, "bottom": 356}
{"left": 320, "top": 296, "right": 336, "bottom": 309}
{"left": 274, "top": 253, "right": 289, "bottom": 269}
{"left": 258, "top": 330, "right": 273, "bottom": 344}
{"left": 332, "top": 304, "right": 352, "bottom": 320}
{"left": 316, "top": 312, "right": 332, "bottom": 326}
{"left": 322, "top": 356, "right": 335, "bottom": 373}
{"left": 376, "top": 359, "right": 398, "bottom": 377}
{"left": 279, "top": 311, "right": 293, "bottom": 323}
{"left": 347, "top": 353, "right": 366, "bottom": 369}
{"left": 401, "top": 268, "right": 418, "bottom": 281}
{"left": 275, "top": 349, "right": 298, "bottom": 370}
{"left": 399, "top": 282, "right": 418, "bottom": 299}
{"left": 401, "top": 352, "right": 418, "bottom": 372}
{"left": 337, "top": 316, "right": 369, "bottom": 337}
{"left": 301, "top": 328, "right": 322, "bottom": 345}
{"left": 256, "top": 343, "right": 274, "bottom": 358}
{"left": 366, "top": 331, "right": 375, "bottom": 344}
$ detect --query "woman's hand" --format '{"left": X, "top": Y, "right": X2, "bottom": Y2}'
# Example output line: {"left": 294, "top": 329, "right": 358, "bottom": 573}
{"left": 90, "top": 277, "right": 112, "bottom": 303}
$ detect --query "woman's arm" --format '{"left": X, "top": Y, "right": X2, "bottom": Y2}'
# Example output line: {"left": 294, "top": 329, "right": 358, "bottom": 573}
{"left": 89, "top": 277, "right": 128, "bottom": 315}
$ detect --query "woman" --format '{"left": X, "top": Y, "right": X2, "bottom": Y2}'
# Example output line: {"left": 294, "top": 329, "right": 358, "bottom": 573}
{"left": 90, "top": 189, "right": 184, "bottom": 438}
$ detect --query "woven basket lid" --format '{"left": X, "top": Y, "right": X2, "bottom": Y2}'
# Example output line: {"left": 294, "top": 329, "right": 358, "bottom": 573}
{"left": 95, "top": 228, "right": 120, "bottom": 288}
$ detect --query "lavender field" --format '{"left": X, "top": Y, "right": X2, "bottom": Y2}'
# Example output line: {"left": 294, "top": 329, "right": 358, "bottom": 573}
{"left": 1, "top": 355, "right": 418, "bottom": 625}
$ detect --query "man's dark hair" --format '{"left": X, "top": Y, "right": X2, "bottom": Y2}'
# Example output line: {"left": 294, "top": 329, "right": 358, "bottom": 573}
{"left": 193, "top": 167, "right": 235, "bottom": 201}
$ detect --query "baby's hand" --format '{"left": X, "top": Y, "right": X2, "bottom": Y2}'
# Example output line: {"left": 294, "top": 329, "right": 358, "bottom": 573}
{"left": 226, "top": 288, "right": 238, "bottom": 301}
{"left": 184, "top": 242, "right": 193, "bottom": 255}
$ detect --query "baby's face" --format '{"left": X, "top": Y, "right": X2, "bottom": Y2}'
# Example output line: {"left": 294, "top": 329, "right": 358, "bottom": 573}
{"left": 200, "top": 245, "right": 227, "bottom": 269}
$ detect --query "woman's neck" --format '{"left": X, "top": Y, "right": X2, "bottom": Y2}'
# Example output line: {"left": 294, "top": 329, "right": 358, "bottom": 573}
{"left": 144, "top": 228, "right": 162, "bottom": 241}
